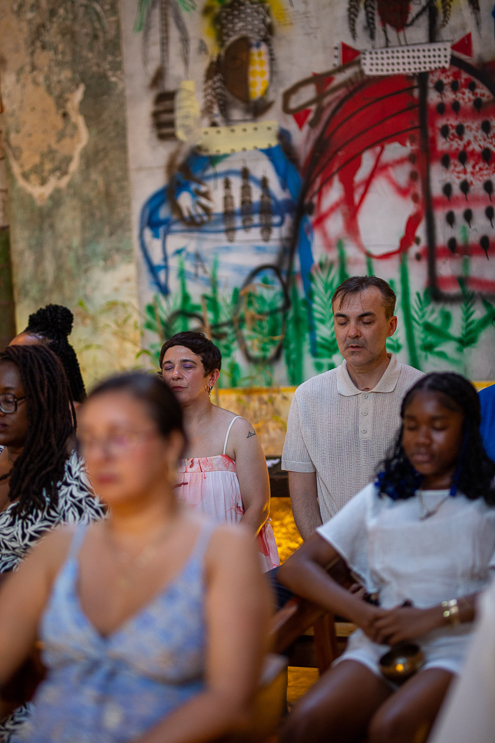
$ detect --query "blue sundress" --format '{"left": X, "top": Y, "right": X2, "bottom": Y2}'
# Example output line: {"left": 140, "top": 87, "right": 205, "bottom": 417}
{"left": 13, "top": 521, "right": 215, "bottom": 743}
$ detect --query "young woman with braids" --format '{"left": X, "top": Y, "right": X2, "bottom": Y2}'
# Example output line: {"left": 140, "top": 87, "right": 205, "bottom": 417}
{"left": 9, "top": 304, "right": 86, "bottom": 404}
{"left": 0, "top": 345, "right": 103, "bottom": 741}
{"left": 278, "top": 372, "right": 495, "bottom": 743}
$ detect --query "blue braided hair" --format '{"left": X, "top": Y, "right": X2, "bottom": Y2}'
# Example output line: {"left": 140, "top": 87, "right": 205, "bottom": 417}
{"left": 375, "top": 372, "right": 495, "bottom": 506}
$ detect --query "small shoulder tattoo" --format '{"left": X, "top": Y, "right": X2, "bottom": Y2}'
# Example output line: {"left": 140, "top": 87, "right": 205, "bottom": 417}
{"left": 246, "top": 430, "right": 256, "bottom": 439}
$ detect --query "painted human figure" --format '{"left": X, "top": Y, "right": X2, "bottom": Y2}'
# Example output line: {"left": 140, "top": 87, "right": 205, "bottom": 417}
{"left": 140, "top": 0, "right": 313, "bottom": 365}
{"left": 140, "top": 138, "right": 313, "bottom": 300}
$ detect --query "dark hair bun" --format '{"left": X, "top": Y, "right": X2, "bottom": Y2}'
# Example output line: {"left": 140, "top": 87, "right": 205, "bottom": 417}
{"left": 26, "top": 304, "right": 74, "bottom": 339}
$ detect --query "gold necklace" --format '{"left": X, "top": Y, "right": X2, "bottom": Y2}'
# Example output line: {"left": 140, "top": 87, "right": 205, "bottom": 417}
{"left": 418, "top": 491, "right": 450, "bottom": 520}
{"left": 105, "top": 519, "right": 177, "bottom": 590}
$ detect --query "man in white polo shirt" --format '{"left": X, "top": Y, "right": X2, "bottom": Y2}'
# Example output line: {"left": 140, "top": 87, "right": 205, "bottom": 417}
{"left": 282, "top": 275, "right": 423, "bottom": 538}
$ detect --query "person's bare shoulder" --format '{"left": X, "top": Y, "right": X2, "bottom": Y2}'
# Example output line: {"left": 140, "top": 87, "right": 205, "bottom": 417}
{"left": 229, "top": 416, "right": 257, "bottom": 443}
{"left": 211, "top": 405, "right": 248, "bottom": 426}
{"left": 22, "top": 524, "right": 81, "bottom": 579}
{"left": 210, "top": 409, "right": 258, "bottom": 449}
{"left": 206, "top": 522, "right": 258, "bottom": 567}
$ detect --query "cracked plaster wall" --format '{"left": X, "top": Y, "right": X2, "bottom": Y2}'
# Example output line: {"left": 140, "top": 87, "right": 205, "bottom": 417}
{"left": 0, "top": 0, "right": 140, "bottom": 385}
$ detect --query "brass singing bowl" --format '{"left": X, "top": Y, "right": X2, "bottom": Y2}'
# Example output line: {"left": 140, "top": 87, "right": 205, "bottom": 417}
{"left": 379, "top": 642, "right": 425, "bottom": 684}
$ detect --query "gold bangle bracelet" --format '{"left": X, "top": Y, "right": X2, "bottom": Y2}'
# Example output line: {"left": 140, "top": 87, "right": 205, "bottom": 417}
{"left": 458, "top": 596, "right": 472, "bottom": 613}
{"left": 442, "top": 599, "right": 461, "bottom": 626}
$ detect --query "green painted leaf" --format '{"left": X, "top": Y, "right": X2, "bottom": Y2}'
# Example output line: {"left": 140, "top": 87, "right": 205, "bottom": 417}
{"left": 422, "top": 321, "right": 457, "bottom": 343}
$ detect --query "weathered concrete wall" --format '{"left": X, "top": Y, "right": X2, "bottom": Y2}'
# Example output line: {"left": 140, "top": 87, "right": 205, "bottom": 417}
{"left": 0, "top": 0, "right": 140, "bottom": 385}
{"left": 0, "top": 109, "right": 16, "bottom": 350}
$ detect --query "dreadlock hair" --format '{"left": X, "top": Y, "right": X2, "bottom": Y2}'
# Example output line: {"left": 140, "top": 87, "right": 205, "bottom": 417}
{"left": 376, "top": 372, "right": 495, "bottom": 506}
{"left": 159, "top": 331, "right": 222, "bottom": 375}
{"left": 0, "top": 345, "right": 76, "bottom": 517}
{"left": 23, "top": 304, "right": 86, "bottom": 403}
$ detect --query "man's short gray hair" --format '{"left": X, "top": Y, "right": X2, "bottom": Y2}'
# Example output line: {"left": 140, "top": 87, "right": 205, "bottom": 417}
{"left": 331, "top": 276, "right": 397, "bottom": 318}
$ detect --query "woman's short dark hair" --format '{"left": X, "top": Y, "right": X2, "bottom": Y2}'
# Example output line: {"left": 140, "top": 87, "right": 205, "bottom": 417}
{"left": 23, "top": 304, "right": 86, "bottom": 403}
{"left": 377, "top": 372, "right": 495, "bottom": 506}
{"left": 159, "top": 332, "right": 222, "bottom": 375}
{"left": 332, "top": 276, "right": 396, "bottom": 318}
{"left": 0, "top": 345, "right": 76, "bottom": 516}
{"left": 86, "top": 372, "right": 187, "bottom": 453}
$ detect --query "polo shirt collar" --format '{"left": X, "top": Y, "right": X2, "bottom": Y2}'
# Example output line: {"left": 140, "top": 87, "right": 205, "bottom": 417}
{"left": 337, "top": 354, "right": 400, "bottom": 396}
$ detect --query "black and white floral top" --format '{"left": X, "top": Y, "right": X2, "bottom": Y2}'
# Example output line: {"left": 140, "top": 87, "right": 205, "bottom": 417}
{"left": 0, "top": 448, "right": 104, "bottom": 573}
{"left": 0, "top": 448, "right": 104, "bottom": 742}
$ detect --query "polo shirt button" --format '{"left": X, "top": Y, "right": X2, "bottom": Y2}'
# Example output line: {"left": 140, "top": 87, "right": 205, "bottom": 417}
{"left": 362, "top": 429, "right": 367, "bottom": 433}
{"left": 363, "top": 395, "right": 368, "bottom": 399}
{"left": 362, "top": 411, "right": 368, "bottom": 416}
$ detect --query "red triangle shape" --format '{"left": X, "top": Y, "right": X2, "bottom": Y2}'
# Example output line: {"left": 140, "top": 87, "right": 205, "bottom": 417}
{"left": 451, "top": 33, "right": 472, "bottom": 58}
{"left": 341, "top": 42, "right": 361, "bottom": 65}
{"left": 293, "top": 109, "right": 312, "bottom": 129}
{"left": 312, "top": 71, "right": 335, "bottom": 95}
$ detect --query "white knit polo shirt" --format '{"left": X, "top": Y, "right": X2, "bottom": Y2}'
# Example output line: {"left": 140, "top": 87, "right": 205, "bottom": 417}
{"left": 282, "top": 355, "right": 424, "bottom": 521}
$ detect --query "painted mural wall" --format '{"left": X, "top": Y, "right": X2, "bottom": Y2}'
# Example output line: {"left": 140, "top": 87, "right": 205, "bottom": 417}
{"left": 0, "top": 0, "right": 140, "bottom": 385}
{"left": 121, "top": 0, "right": 495, "bottom": 386}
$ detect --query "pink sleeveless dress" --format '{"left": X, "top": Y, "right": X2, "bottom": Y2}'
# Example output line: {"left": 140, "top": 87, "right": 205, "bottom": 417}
{"left": 177, "top": 417, "right": 280, "bottom": 572}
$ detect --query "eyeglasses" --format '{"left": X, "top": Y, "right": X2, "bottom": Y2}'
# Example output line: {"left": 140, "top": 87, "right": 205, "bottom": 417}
{"left": 77, "top": 430, "right": 159, "bottom": 458}
{"left": 0, "top": 393, "right": 26, "bottom": 414}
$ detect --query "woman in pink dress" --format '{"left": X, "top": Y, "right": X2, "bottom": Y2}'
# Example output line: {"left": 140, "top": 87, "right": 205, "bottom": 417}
{"left": 160, "top": 332, "right": 279, "bottom": 572}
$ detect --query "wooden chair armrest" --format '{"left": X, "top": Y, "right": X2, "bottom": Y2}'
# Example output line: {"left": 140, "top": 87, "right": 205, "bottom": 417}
{"left": 270, "top": 556, "right": 353, "bottom": 654}
{"left": 271, "top": 596, "right": 326, "bottom": 653}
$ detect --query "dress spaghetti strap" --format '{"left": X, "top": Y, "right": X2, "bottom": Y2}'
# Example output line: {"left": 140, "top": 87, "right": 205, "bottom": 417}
{"left": 67, "top": 524, "right": 88, "bottom": 560}
{"left": 222, "top": 416, "right": 242, "bottom": 455}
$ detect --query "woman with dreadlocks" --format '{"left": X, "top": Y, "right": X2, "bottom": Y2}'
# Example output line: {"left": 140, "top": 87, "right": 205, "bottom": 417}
{"left": 10, "top": 304, "right": 86, "bottom": 404}
{"left": 0, "top": 345, "right": 103, "bottom": 741}
{"left": 278, "top": 372, "right": 495, "bottom": 743}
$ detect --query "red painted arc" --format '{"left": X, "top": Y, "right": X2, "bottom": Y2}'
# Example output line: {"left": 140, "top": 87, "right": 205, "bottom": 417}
{"left": 304, "top": 64, "right": 495, "bottom": 264}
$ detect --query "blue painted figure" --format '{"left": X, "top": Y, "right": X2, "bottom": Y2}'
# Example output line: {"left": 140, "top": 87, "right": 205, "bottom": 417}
{"left": 139, "top": 136, "right": 314, "bottom": 311}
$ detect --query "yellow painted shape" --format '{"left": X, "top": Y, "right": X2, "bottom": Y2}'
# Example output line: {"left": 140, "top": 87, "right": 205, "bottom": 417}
{"left": 218, "top": 382, "right": 495, "bottom": 393}
{"left": 475, "top": 381, "right": 495, "bottom": 391}
{"left": 175, "top": 80, "right": 201, "bottom": 144}
{"left": 249, "top": 44, "right": 269, "bottom": 100}
{"left": 196, "top": 120, "right": 278, "bottom": 155}
{"left": 268, "top": 0, "right": 289, "bottom": 26}
{"left": 216, "top": 382, "right": 495, "bottom": 457}
{"left": 219, "top": 383, "right": 495, "bottom": 394}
